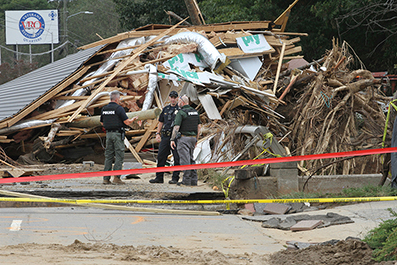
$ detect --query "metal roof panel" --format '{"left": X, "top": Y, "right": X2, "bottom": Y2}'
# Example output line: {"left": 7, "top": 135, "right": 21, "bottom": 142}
{"left": 0, "top": 46, "right": 102, "bottom": 122}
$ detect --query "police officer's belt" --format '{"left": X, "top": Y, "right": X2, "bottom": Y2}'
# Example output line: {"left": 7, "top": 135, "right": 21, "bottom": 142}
{"left": 161, "top": 131, "right": 171, "bottom": 136}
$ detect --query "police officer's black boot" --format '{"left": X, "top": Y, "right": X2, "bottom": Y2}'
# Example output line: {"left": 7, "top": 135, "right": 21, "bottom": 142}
{"left": 149, "top": 177, "right": 164, "bottom": 183}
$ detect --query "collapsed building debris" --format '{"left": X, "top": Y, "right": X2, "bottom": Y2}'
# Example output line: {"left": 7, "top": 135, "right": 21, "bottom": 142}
{"left": 0, "top": 10, "right": 391, "bottom": 182}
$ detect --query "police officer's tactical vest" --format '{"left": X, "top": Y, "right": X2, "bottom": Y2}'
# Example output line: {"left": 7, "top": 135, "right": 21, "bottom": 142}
{"left": 162, "top": 105, "right": 179, "bottom": 132}
{"left": 180, "top": 107, "right": 199, "bottom": 134}
{"left": 101, "top": 103, "right": 124, "bottom": 130}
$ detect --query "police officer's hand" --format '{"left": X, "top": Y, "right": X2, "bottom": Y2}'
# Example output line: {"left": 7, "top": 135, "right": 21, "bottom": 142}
{"left": 170, "top": 140, "right": 176, "bottom": 150}
{"left": 124, "top": 116, "right": 139, "bottom": 126}
{"left": 156, "top": 133, "right": 161, "bottom": 143}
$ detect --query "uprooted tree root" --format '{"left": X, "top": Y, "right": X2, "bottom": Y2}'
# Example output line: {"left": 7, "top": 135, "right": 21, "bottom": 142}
{"left": 287, "top": 40, "right": 390, "bottom": 175}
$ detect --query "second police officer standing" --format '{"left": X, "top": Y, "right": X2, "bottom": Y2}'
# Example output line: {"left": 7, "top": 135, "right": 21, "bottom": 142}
{"left": 170, "top": 95, "right": 201, "bottom": 186}
{"left": 149, "top": 91, "right": 181, "bottom": 184}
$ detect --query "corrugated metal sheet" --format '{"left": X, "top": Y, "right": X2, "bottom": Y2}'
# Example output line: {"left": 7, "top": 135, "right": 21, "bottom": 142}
{"left": 0, "top": 45, "right": 103, "bottom": 122}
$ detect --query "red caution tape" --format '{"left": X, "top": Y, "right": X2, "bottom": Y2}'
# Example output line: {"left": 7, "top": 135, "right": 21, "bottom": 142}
{"left": 0, "top": 147, "right": 396, "bottom": 184}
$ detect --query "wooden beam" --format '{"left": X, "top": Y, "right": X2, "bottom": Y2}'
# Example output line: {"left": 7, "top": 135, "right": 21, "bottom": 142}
{"left": 0, "top": 65, "right": 90, "bottom": 129}
{"left": 283, "top": 46, "right": 302, "bottom": 56}
{"left": 216, "top": 47, "right": 275, "bottom": 59}
{"left": 154, "top": 90, "right": 163, "bottom": 110}
{"left": 273, "top": 42, "right": 286, "bottom": 93}
{"left": 274, "top": 0, "right": 299, "bottom": 32}
{"left": 219, "top": 100, "right": 232, "bottom": 116}
{"left": 124, "top": 138, "right": 143, "bottom": 164}
{"left": 135, "top": 120, "right": 158, "bottom": 153}
{"left": 68, "top": 20, "right": 187, "bottom": 123}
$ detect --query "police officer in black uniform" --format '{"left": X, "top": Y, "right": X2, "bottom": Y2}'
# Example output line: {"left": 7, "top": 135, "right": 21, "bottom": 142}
{"left": 149, "top": 90, "right": 181, "bottom": 184}
{"left": 100, "top": 91, "right": 138, "bottom": 185}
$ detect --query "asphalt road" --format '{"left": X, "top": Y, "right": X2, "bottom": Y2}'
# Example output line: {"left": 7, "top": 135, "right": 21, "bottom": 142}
{"left": 0, "top": 207, "right": 283, "bottom": 255}
{"left": 1, "top": 200, "right": 397, "bottom": 255}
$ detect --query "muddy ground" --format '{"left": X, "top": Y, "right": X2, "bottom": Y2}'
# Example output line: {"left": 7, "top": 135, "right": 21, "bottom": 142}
{"left": 1, "top": 164, "right": 396, "bottom": 264}
{"left": 1, "top": 239, "right": 395, "bottom": 264}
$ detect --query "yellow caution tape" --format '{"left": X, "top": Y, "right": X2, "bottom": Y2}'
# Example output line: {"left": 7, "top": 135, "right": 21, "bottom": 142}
{"left": 221, "top": 175, "right": 235, "bottom": 210}
{"left": 1, "top": 196, "right": 397, "bottom": 204}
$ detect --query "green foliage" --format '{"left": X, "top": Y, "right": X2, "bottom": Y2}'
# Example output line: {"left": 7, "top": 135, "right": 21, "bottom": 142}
{"left": 199, "top": 0, "right": 285, "bottom": 24}
{"left": 64, "top": 0, "right": 121, "bottom": 51}
{"left": 341, "top": 185, "right": 397, "bottom": 197}
{"left": 280, "top": 185, "right": 397, "bottom": 199}
{"left": 364, "top": 209, "right": 397, "bottom": 261}
{"left": 308, "top": 0, "right": 397, "bottom": 72}
{"left": 0, "top": 60, "right": 38, "bottom": 85}
{"left": 112, "top": 0, "right": 189, "bottom": 31}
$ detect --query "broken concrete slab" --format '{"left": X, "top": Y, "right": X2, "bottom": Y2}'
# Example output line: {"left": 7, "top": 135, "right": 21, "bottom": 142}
{"left": 290, "top": 220, "right": 323, "bottom": 231}
{"left": 263, "top": 203, "right": 291, "bottom": 215}
{"left": 253, "top": 202, "right": 309, "bottom": 215}
{"left": 243, "top": 212, "right": 353, "bottom": 230}
{"left": 262, "top": 212, "right": 354, "bottom": 230}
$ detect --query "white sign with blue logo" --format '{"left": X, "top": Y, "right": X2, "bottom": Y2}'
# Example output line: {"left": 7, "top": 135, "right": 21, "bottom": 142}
{"left": 5, "top": 10, "right": 59, "bottom": 45}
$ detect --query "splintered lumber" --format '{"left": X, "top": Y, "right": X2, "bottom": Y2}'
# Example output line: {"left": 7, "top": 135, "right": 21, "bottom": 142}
{"left": 67, "top": 19, "right": 187, "bottom": 123}
{"left": 218, "top": 47, "right": 275, "bottom": 59}
{"left": 44, "top": 123, "right": 61, "bottom": 149}
{"left": 273, "top": 0, "right": 299, "bottom": 32}
{"left": 135, "top": 121, "right": 158, "bottom": 153}
{"left": 273, "top": 42, "right": 286, "bottom": 93}
{"left": 69, "top": 108, "right": 161, "bottom": 128}
{"left": 124, "top": 138, "right": 143, "bottom": 164}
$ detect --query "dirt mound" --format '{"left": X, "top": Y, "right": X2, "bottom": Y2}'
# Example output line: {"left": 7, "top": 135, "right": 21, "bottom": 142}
{"left": 268, "top": 239, "right": 395, "bottom": 265}
{"left": 0, "top": 240, "right": 269, "bottom": 265}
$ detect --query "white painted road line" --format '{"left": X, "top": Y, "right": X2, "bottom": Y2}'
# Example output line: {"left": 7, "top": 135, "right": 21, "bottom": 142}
{"left": 10, "top": 220, "right": 22, "bottom": 231}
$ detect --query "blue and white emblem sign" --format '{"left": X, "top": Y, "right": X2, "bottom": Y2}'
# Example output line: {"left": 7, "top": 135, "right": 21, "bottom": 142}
{"left": 6, "top": 10, "right": 59, "bottom": 45}
{"left": 19, "top": 12, "right": 45, "bottom": 39}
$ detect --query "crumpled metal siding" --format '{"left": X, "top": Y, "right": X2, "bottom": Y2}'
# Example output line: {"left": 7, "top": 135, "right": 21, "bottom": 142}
{"left": 0, "top": 45, "right": 103, "bottom": 122}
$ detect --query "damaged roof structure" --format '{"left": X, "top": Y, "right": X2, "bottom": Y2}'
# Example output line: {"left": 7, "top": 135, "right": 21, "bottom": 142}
{"left": 0, "top": 3, "right": 391, "bottom": 181}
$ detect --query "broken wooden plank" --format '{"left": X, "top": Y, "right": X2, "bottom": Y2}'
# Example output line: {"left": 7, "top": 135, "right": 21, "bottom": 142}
{"left": 124, "top": 138, "right": 143, "bottom": 164}
{"left": 219, "top": 100, "right": 232, "bottom": 116}
{"left": 135, "top": 120, "right": 158, "bottom": 153}
{"left": 283, "top": 46, "right": 302, "bottom": 56}
{"left": 218, "top": 47, "right": 275, "bottom": 59}
{"left": 273, "top": 42, "right": 286, "bottom": 93}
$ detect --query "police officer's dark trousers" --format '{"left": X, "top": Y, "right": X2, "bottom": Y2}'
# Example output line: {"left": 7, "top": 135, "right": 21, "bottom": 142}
{"left": 177, "top": 136, "right": 197, "bottom": 185}
{"left": 155, "top": 135, "right": 180, "bottom": 181}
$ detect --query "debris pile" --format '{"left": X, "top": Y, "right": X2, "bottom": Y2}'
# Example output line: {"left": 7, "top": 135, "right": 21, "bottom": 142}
{"left": 0, "top": 20, "right": 391, "bottom": 178}
{"left": 284, "top": 40, "right": 389, "bottom": 175}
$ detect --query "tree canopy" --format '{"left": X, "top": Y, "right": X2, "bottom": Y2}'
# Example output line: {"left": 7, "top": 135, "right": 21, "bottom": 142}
{"left": 112, "top": 0, "right": 397, "bottom": 72}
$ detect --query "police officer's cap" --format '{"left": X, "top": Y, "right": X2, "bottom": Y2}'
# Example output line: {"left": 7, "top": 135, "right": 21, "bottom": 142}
{"left": 169, "top": 91, "right": 178, "bottom": 98}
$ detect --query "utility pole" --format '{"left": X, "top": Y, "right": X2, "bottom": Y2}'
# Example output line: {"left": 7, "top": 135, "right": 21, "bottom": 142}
{"left": 63, "top": 0, "right": 68, "bottom": 55}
